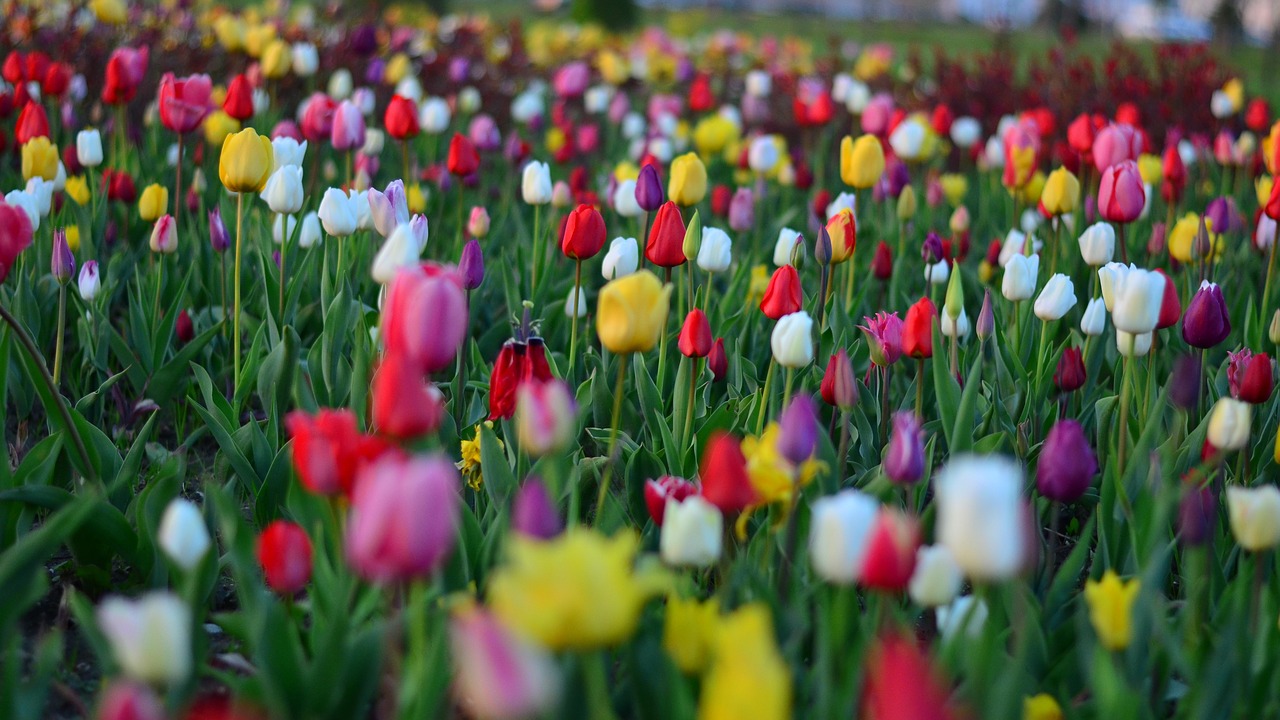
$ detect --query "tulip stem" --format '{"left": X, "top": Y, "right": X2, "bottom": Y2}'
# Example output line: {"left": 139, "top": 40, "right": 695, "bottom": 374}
{"left": 173, "top": 136, "right": 183, "bottom": 240}
{"left": 1264, "top": 237, "right": 1277, "bottom": 322}
{"left": 682, "top": 358, "right": 698, "bottom": 452}
{"left": 233, "top": 191, "right": 244, "bottom": 396}
{"left": 756, "top": 359, "right": 776, "bottom": 435}
{"left": 52, "top": 284, "right": 66, "bottom": 386}
{"left": 915, "top": 358, "right": 924, "bottom": 418}
{"left": 584, "top": 650, "right": 618, "bottom": 720}
{"left": 219, "top": 253, "right": 228, "bottom": 342}
{"left": 782, "top": 367, "right": 795, "bottom": 407}
{"left": 0, "top": 303, "right": 94, "bottom": 483}
{"left": 1117, "top": 340, "right": 1134, "bottom": 477}
{"left": 836, "top": 410, "right": 850, "bottom": 485}
{"left": 1117, "top": 222, "right": 1128, "bottom": 264}
{"left": 153, "top": 256, "right": 164, "bottom": 328}
{"left": 532, "top": 203, "right": 541, "bottom": 292}
{"left": 568, "top": 259, "right": 582, "bottom": 383}
{"left": 594, "top": 354, "right": 629, "bottom": 527}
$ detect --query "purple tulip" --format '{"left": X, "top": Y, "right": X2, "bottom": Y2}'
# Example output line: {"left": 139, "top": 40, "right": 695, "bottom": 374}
{"left": 349, "top": 24, "right": 378, "bottom": 56}
{"left": 635, "top": 163, "right": 664, "bottom": 212}
{"left": 468, "top": 114, "right": 501, "bottom": 152}
{"left": 885, "top": 160, "right": 910, "bottom": 198}
{"left": 976, "top": 289, "right": 995, "bottom": 341}
{"left": 921, "top": 231, "right": 944, "bottom": 264}
{"left": 448, "top": 57, "right": 471, "bottom": 84}
{"left": 1205, "top": 196, "right": 1242, "bottom": 235}
{"left": 208, "top": 208, "right": 229, "bottom": 253}
{"left": 511, "top": 478, "right": 561, "bottom": 540}
{"left": 728, "top": 187, "right": 754, "bottom": 233}
{"left": 51, "top": 228, "right": 74, "bottom": 282}
{"left": 777, "top": 394, "right": 819, "bottom": 466}
{"left": 884, "top": 412, "right": 924, "bottom": 485}
{"left": 1168, "top": 354, "right": 1202, "bottom": 410}
{"left": 1035, "top": 419, "right": 1097, "bottom": 502}
{"left": 1178, "top": 478, "right": 1216, "bottom": 546}
{"left": 363, "top": 58, "right": 386, "bottom": 85}
{"left": 1181, "top": 281, "right": 1231, "bottom": 349}
{"left": 459, "top": 238, "right": 484, "bottom": 290}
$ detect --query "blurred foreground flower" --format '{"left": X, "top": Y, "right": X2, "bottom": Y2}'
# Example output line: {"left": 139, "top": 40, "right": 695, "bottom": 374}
{"left": 1084, "top": 570, "right": 1140, "bottom": 651}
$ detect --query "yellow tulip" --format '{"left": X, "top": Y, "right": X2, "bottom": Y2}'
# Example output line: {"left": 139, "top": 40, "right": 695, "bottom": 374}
{"left": 21, "top": 138, "right": 58, "bottom": 181}
{"left": 1023, "top": 694, "right": 1064, "bottom": 720}
{"left": 1168, "top": 212, "right": 1222, "bottom": 263}
{"left": 939, "top": 174, "right": 968, "bottom": 207}
{"left": 1005, "top": 145, "right": 1037, "bottom": 190}
{"left": 1040, "top": 167, "right": 1079, "bottom": 216}
{"left": 1019, "top": 171, "right": 1047, "bottom": 206}
{"left": 742, "top": 424, "right": 822, "bottom": 507}
{"left": 613, "top": 161, "right": 639, "bottom": 182}
{"left": 692, "top": 115, "right": 739, "bottom": 157}
{"left": 978, "top": 260, "right": 995, "bottom": 284}
{"left": 1136, "top": 153, "right": 1163, "bottom": 185}
{"left": 214, "top": 16, "right": 247, "bottom": 52}
{"left": 384, "top": 53, "right": 412, "bottom": 85}
{"left": 697, "top": 604, "right": 791, "bottom": 720}
{"left": 138, "top": 184, "right": 169, "bottom": 222}
{"left": 406, "top": 184, "right": 427, "bottom": 214}
{"left": 90, "top": 0, "right": 127, "bottom": 25}
{"left": 544, "top": 127, "right": 567, "bottom": 155}
{"left": 840, "top": 135, "right": 884, "bottom": 190}
{"left": 668, "top": 152, "right": 708, "bottom": 207}
{"left": 487, "top": 530, "right": 669, "bottom": 651}
{"left": 1264, "top": 122, "right": 1278, "bottom": 175}
{"left": 596, "top": 51, "right": 629, "bottom": 86}
{"left": 65, "top": 225, "right": 81, "bottom": 254}
{"left": 1258, "top": 176, "right": 1275, "bottom": 208}
{"left": 1222, "top": 78, "right": 1244, "bottom": 113}
{"left": 65, "top": 176, "right": 90, "bottom": 206}
{"left": 1084, "top": 570, "right": 1140, "bottom": 651}
{"left": 824, "top": 208, "right": 856, "bottom": 264}
{"left": 243, "top": 23, "right": 276, "bottom": 58}
{"left": 596, "top": 270, "right": 672, "bottom": 354}
{"left": 748, "top": 264, "right": 770, "bottom": 304}
{"left": 219, "top": 127, "right": 274, "bottom": 193}
{"left": 896, "top": 185, "right": 918, "bottom": 221}
{"left": 260, "top": 40, "right": 291, "bottom": 79}
{"left": 663, "top": 596, "right": 720, "bottom": 675}
{"left": 204, "top": 111, "right": 241, "bottom": 146}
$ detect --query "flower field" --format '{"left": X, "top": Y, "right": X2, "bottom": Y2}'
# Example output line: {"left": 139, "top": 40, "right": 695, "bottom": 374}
{"left": 3, "top": 1, "right": 1280, "bottom": 718}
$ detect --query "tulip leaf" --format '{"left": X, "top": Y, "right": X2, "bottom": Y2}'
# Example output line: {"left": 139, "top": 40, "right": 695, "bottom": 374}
{"left": 931, "top": 326, "right": 961, "bottom": 448}
{"left": 479, "top": 422, "right": 517, "bottom": 508}
{"left": 949, "top": 351, "right": 985, "bottom": 454}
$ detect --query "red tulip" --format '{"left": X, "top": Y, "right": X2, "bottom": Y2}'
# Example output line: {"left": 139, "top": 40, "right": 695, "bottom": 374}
{"left": 820, "top": 349, "right": 857, "bottom": 409}
{"left": 644, "top": 475, "right": 698, "bottom": 526}
{"left": 678, "top": 309, "right": 712, "bottom": 358}
{"left": 1156, "top": 269, "right": 1181, "bottom": 329}
{"left": 381, "top": 263, "right": 468, "bottom": 374}
{"left": 175, "top": 309, "right": 194, "bottom": 343}
{"left": 1053, "top": 347, "right": 1086, "bottom": 393}
{"left": 1066, "top": 113, "right": 1096, "bottom": 157}
{"left": 447, "top": 133, "right": 480, "bottom": 177}
{"left": 371, "top": 353, "right": 446, "bottom": 440}
{"left": 159, "top": 73, "right": 212, "bottom": 135}
{"left": 710, "top": 185, "right": 732, "bottom": 218}
{"left": 699, "top": 432, "right": 757, "bottom": 513}
{"left": 707, "top": 338, "right": 727, "bottom": 382}
{"left": 872, "top": 241, "right": 893, "bottom": 281}
{"left": 0, "top": 200, "right": 34, "bottom": 284}
{"left": 760, "top": 266, "right": 803, "bottom": 320}
{"left": 687, "top": 73, "right": 715, "bottom": 113}
{"left": 256, "top": 521, "right": 313, "bottom": 594}
{"left": 1, "top": 51, "right": 23, "bottom": 85}
{"left": 862, "top": 634, "right": 961, "bottom": 720}
{"left": 645, "top": 201, "right": 687, "bottom": 268}
{"left": 103, "top": 169, "right": 137, "bottom": 204}
{"left": 285, "top": 408, "right": 402, "bottom": 496}
{"left": 300, "top": 92, "right": 337, "bottom": 145}
{"left": 1228, "top": 349, "right": 1274, "bottom": 404}
{"left": 1161, "top": 145, "right": 1187, "bottom": 205}
{"left": 223, "top": 75, "right": 255, "bottom": 122}
{"left": 930, "top": 104, "right": 954, "bottom": 136}
{"left": 1266, "top": 176, "right": 1280, "bottom": 221}
{"left": 560, "top": 203, "right": 606, "bottom": 260}
{"left": 15, "top": 101, "right": 48, "bottom": 144}
{"left": 384, "top": 94, "right": 420, "bottom": 141}
{"left": 42, "top": 63, "right": 70, "bottom": 97}
{"left": 100, "top": 47, "right": 148, "bottom": 105}
{"left": 1098, "top": 160, "right": 1145, "bottom": 224}
{"left": 489, "top": 338, "right": 554, "bottom": 420}
{"left": 901, "top": 297, "right": 936, "bottom": 359}
{"left": 858, "top": 509, "right": 920, "bottom": 592}
{"left": 1244, "top": 98, "right": 1271, "bottom": 133}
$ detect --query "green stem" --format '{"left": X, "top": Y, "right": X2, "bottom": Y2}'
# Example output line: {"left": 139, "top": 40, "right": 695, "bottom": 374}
{"left": 584, "top": 651, "right": 618, "bottom": 720}
{"left": 756, "top": 358, "right": 776, "bottom": 435}
{"left": 52, "top": 285, "right": 66, "bottom": 385}
{"left": 1264, "top": 237, "right": 1277, "bottom": 322}
{"left": 278, "top": 216, "right": 287, "bottom": 322}
{"left": 682, "top": 358, "right": 698, "bottom": 452}
{"left": 594, "top": 354, "right": 629, "bottom": 527}
{"left": 782, "top": 367, "right": 796, "bottom": 407}
{"left": 915, "top": 357, "right": 924, "bottom": 417}
{"left": 568, "top": 259, "right": 581, "bottom": 382}
{"left": 234, "top": 191, "right": 244, "bottom": 395}
{"left": 532, "top": 203, "right": 541, "bottom": 292}
{"left": 153, "top": 254, "right": 164, "bottom": 327}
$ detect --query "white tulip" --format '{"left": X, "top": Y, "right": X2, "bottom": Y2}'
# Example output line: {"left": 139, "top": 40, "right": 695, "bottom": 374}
{"left": 983, "top": 136, "right": 1005, "bottom": 168}
{"left": 584, "top": 84, "right": 613, "bottom": 114}
{"left": 601, "top": 237, "right": 639, "bottom": 280}
{"left": 774, "top": 227, "right": 802, "bottom": 267}
{"left": 272, "top": 214, "right": 297, "bottom": 245}
{"left": 1209, "top": 89, "right": 1234, "bottom": 119}
{"left": 925, "top": 260, "right": 950, "bottom": 286}
{"left": 1115, "top": 330, "right": 1153, "bottom": 357}
{"left": 844, "top": 79, "right": 871, "bottom": 114}
{"left": 808, "top": 489, "right": 879, "bottom": 585}
{"left": 697, "top": 227, "right": 732, "bottom": 273}
{"left": 5, "top": 190, "right": 39, "bottom": 231}
{"left": 348, "top": 189, "right": 373, "bottom": 230}
{"left": 522, "top": 161, "right": 553, "bottom": 205}
{"left": 564, "top": 286, "right": 587, "bottom": 318}
{"left": 1226, "top": 485, "right": 1280, "bottom": 551}
{"left": 1001, "top": 253, "right": 1040, "bottom": 302}
{"left": 613, "top": 179, "right": 642, "bottom": 218}
{"left": 261, "top": 165, "right": 304, "bottom": 214}
{"left": 888, "top": 116, "right": 927, "bottom": 161}
{"left": 908, "top": 545, "right": 963, "bottom": 607}
{"left": 1078, "top": 222, "right": 1116, "bottom": 266}
{"left": 825, "top": 191, "right": 856, "bottom": 220}
{"left": 771, "top": 311, "right": 814, "bottom": 368}
{"left": 621, "top": 112, "right": 646, "bottom": 140}
{"left": 327, "top": 69, "right": 354, "bottom": 100}
{"left": 1104, "top": 266, "right": 1165, "bottom": 334}
{"left": 510, "top": 91, "right": 543, "bottom": 125}
{"left": 1257, "top": 215, "right": 1277, "bottom": 251}
{"left": 76, "top": 128, "right": 103, "bottom": 167}
{"left": 394, "top": 76, "right": 422, "bottom": 103}
{"left": 1034, "top": 274, "right": 1076, "bottom": 321}
{"left": 1207, "top": 397, "right": 1251, "bottom": 451}
{"left": 299, "top": 212, "right": 321, "bottom": 248}
{"left": 78, "top": 262, "right": 101, "bottom": 301}
{"left": 745, "top": 69, "right": 772, "bottom": 97}
{"left": 659, "top": 496, "right": 723, "bottom": 568}
{"left": 318, "top": 187, "right": 358, "bottom": 237}
{"left": 419, "top": 96, "right": 452, "bottom": 134}
{"left": 371, "top": 223, "right": 420, "bottom": 284}
{"left": 157, "top": 499, "right": 210, "bottom": 571}
{"left": 950, "top": 117, "right": 982, "bottom": 149}
{"left": 998, "top": 229, "right": 1042, "bottom": 266}
{"left": 748, "top": 136, "right": 779, "bottom": 174}
{"left": 934, "top": 454, "right": 1028, "bottom": 581}
{"left": 1080, "top": 297, "right": 1107, "bottom": 336}
{"left": 97, "top": 592, "right": 192, "bottom": 684}
{"left": 936, "top": 595, "right": 988, "bottom": 640}
{"left": 941, "top": 307, "right": 970, "bottom": 340}
{"left": 271, "top": 137, "right": 308, "bottom": 171}
{"left": 25, "top": 178, "right": 53, "bottom": 217}
{"left": 361, "top": 128, "right": 385, "bottom": 156}
{"left": 291, "top": 42, "right": 318, "bottom": 76}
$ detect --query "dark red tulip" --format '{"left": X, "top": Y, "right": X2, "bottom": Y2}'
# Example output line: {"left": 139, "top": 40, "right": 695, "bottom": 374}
{"left": 707, "top": 338, "right": 727, "bottom": 382}
{"left": 1228, "top": 348, "right": 1273, "bottom": 404}
{"left": 1053, "top": 347, "right": 1086, "bottom": 393}
{"left": 872, "top": 241, "right": 893, "bottom": 281}
{"left": 175, "top": 309, "right": 194, "bottom": 343}
{"left": 1036, "top": 419, "right": 1097, "bottom": 502}
{"left": 1155, "top": 269, "right": 1181, "bottom": 329}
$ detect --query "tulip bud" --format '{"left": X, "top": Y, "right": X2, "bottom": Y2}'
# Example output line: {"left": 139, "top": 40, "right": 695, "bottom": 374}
{"left": 51, "top": 227, "right": 74, "bottom": 282}
{"left": 660, "top": 495, "right": 723, "bottom": 568}
{"left": 707, "top": 338, "right": 727, "bottom": 382}
{"left": 1033, "top": 274, "right": 1077, "bottom": 321}
{"left": 814, "top": 225, "right": 833, "bottom": 267}
{"left": 564, "top": 286, "right": 587, "bottom": 318}
{"left": 943, "top": 261, "right": 964, "bottom": 320}
{"left": 976, "top": 289, "right": 995, "bottom": 340}
{"left": 884, "top": 412, "right": 924, "bottom": 485}
{"left": 771, "top": 311, "right": 814, "bottom": 368}
{"left": 208, "top": 207, "right": 230, "bottom": 252}
{"left": 512, "top": 477, "right": 562, "bottom": 540}
{"left": 1182, "top": 281, "right": 1231, "bottom": 349}
{"left": 1207, "top": 397, "right": 1251, "bottom": 451}
{"left": 1053, "top": 347, "right": 1086, "bottom": 393}
{"left": 158, "top": 498, "right": 210, "bottom": 571}
{"left": 820, "top": 349, "right": 857, "bottom": 409}
{"left": 777, "top": 394, "right": 818, "bottom": 465}
{"left": 1270, "top": 309, "right": 1280, "bottom": 345}
{"left": 682, "top": 209, "right": 702, "bottom": 262}
{"left": 1178, "top": 476, "right": 1216, "bottom": 546}
{"left": 908, "top": 545, "right": 963, "bottom": 607}
{"left": 896, "top": 185, "right": 917, "bottom": 221}
{"left": 809, "top": 489, "right": 880, "bottom": 584}
{"left": 78, "top": 260, "right": 100, "bottom": 300}
{"left": 1226, "top": 485, "right": 1280, "bottom": 551}
{"left": 458, "top": 239, "right": 484, "bottom": 290}
{"left": 677, "top": 309, "right": 712, "bottom": 359}
{"left": 872, "top": 241, "right": 893, "bottom": 281}
{"left": 1036, "top": 420, "right": 1097, "bottom": 502}
{"left": 149, "top": 215, "right": 177, "bottom": 254}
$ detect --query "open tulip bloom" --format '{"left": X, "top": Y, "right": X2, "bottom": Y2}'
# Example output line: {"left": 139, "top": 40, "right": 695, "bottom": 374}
{"left": 3, "top": 10, "right": 1280, "bottom": 720}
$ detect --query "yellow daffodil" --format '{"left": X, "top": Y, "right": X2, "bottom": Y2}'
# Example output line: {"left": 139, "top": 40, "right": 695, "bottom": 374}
{"left": 1084, "top": 570, "right": 1140, "bottom": 651}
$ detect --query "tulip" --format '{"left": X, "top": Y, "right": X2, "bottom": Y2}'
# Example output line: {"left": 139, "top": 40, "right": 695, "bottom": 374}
{"left": 219, "top": 128, "right": 273, "bottom": 193}
{"left": 708, "top": 338, "right": 727, "bottom": 382}
{"left": 976, "top": 290, "right": 996, "bottom": 340}
{"left": 695, "top": 226, "right": 732, "bottom": 273}
{"left": 859, "top": 312, "right": 903, "bottom": 367}
{"left": 1092, "top": 123, "right": 1143, "bottom": 172}
{"left": 761, "top": 266, "right": 803, "bottom": 320}
{"left": 861, "top": 634, "right": 959, "bottom": 720}
{"left": 457, "top": 239, "right": 485, "bottom": 292}
{"left": 507, "top": 478, "right": 562, "bottom": 540}
{"left": 699, "top": 432, "right": 757, "bottom": 513}
{"left": 96, "top": 592, "right": 191, "bottom": 684}
{"left": 419, "top": 97, "right": 452, "bottom": 134}
{"left": 15, "top": 103, "right": 50, "bottom": 144}
{"left": 1034, "top": 274, "right": 1076, "bottom": 321}
{"left": 840, "top": 134, "right": 886, "bottom": 189}
{"left": 727, "top": 187, "right": 754, "bottom": 233}
{"left": 1182, "top": 281, "right": 1231, "bottom": 348}
{"left": 158, "top": 73, "right": 212, "bottom": 135}
{"left": 660, "top": 496, "right": 723, "bottom": 568}
{"left": 368, "top": 180, "right": 410, "bottom": 238}
{"left": 331, "top": 99, "right": 365, "bottom": 152}
{"left": 1101, "top": 264, "right": 1165, "bottom": 334}
{"left": 646, "top": 201, "right": 687, "bottom": 268}
{"left": 149, "top": 215, "right": 177, "bottom": 254}
{"left": 612, "top": 179, "right": 642, "bottom": 218}
{"left": 1228, "top": 349, "right": 1273, "bottom": 404}
{"left": 825, "top": 208, "right": 857, "bottom": 265}
{"left": 820, "top": 350, "right": 857, "bottom": 409}
{"left": 521, "top": 161, "right": 553, "bottom": 205}
{"left": 777, "top": 394, "right": 819, "bottom": 466}
{"left": 347, "top": 454, "right": 460, "bottom": 583}
{"left": 318, "top": 187, "right": 358, "bottom": 237}
{"left": 1207, "top": 397, "right": 1251, "bottom": 451}
{"left": 261, "top": 166, "right": 304, "bottom": 215}
{"left": 668, "top": 152, "right": 707, "bottom": 206}
{"left": 256, "top": 520, "right": 313, "bottom": 594}
{"left": 77, "top": 260, "right": 100, "bottom": 301}
{"left": 450, "top": 608, "right": 561, "bottom": 720}
{"left": 137, "top": 184, "right": 168, "bottom": 223}
{"left": 771, "top": 311, "right": 815, "bottom": 368}
{"left": 908, "top": 546, "right": 963, "bottom": 607}
{"left": 871, "top": 241, "right": 893, "bottom": 281}
{"left": 748, "top": 136, "right": 780, "bottom": 174}
{"left": 381, "top": 264, "right": 467, "bottom": 374}
{"left": 1078, "top": 222, "right": 1115, "bottom": 266}
{"left": 896, "top": 185, "right": 918, "bottom": 221}
{"left": 49, "top": 228, "right": 74, "bottom": 284}
{"left": 207, "top": 208, "right": 230, "bottom": 253}
{"left": 448, "top": 133, "right": 480, "bottom": 177}
{"left": 75, "top": 129, "right": 104, "bottom": 171}
{"left": 858, "top": 508, "right": 921, "bottom": 592}
{"left": 635, "top": 163, "right": 665, "bottom": 212}
{"left": 678, "top": 309, "right": 713, "bottom": 359}
{"left": 96, "top": 682, "right": 165, "bottom": 720}
{"left": 271, "top": 137, "right": 308, "bottom": 171}
{"left": 384, "top": 94, "right": 420, "bottom": 140}
{"left": 809, "top": 489, "right": 879, "bottom": 584}
{"left": 1053, "top": 346, "right": 1087, "bottom": 393}
{"left": 370, "top": 227, "right": 419, "bottom": 284}
{"left": 1098, "top": 160, "right": 1145, "bottom": 224}
{"left": 488, "top": 338, "right": 554, "bottom": 421}
{"left": 902, "top": 297, "right": 936, "bottom": 359}
{"left": 561, "top": 204, "right": 606, "bottom": 260}
{"left": 285, "top": 407, "right": 399, "bottom": 493}
{"left": 1002, "top": 253, "right": 1039, "bottom": 301}
{"left": 21, "top": 138, "right": 57, "bottom": 182}
{"left": 773, "top": 227, "right": 803, "bottom": 267}
{"left": 1084, "top": 571, "right": 1140, "bottom": 651}
{"left": 1226, "top": 485, "right": 1280, "bottom": 551}
{"left": 935, "top": 454, "right": 1028, "bottom": 580}
{"left": 515, "top": 379, "right": 577, "bottom": 458}
{"left": 1036, "top": 419, "right": 1097, "bottom": 502}
{"left": 602, "top": 237, "right": 639, "bottom": 280}
{"left": 642, "top": 476, "right": 697, "bottom": 528}
{"left": 596, "top": 270, "right": 672, "bottom": 354}
{"left": 157, "top": 498, "right": 211, "bottom": 571}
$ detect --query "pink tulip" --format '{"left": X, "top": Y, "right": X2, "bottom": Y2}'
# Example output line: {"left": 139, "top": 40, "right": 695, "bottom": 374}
{"left": 449, "top": 608, "right": 560, "bottom": 719}
{"left": 381, "top": 263, "right": 468, "bottom": 375}
{"left": 330, "top": 99, "right": 366, "bottom": 152}
{"left": 861, "top": 93, "right": 895, "bottom": 137}
{"left": 96, "top": 682, "right": 165, "bottom": 720}
{"left": 0, "top": 200, "right": 34, "bottom": 283}
{"left": 468, "top": 113, "right": 501, "bottom": 152}
{"left": 552, "top": 61, "right": 590, "bottom": 98}
{"left": 1098, "top": 160, "right": 1146, "bottom": 224}
{"left": 1091, "top": 123, "right": 1143, "bottom": 174}
{"left": 346, "top": 454, "right": 460, "bottom": 583}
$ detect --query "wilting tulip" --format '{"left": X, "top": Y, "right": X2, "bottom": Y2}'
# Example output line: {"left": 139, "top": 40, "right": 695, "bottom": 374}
{"left": 450, "top": 607, "right": 561, "bottom": 720}
{"left": 256, "top": 520, "right": 313, "bottom": 594}
{"left": 1098, "top": 160, "right": 1145, "bottom": 224}
{"left": 347, "top": 454, "right": 460, "bottom": 583}
{"left": 1207, "top": 397, "right": 1251, "bottom": 451}
{"left": 934, "top": 454, "right": 1028, "bottom": 580}
{"left": 761, "top": 265, "right": 803, "bottom": 319}
{"left": 809, "top": 489, "right": 879, "bottom": 584}
{"left": 771, "top": 311, "right": 814, "bottom": 368}
{"left": 219, "top": 128, "right": 274, "bottom": 193}
{"left": 596, "top": 270, "right": 672, "bottom": 354}
{"left": 908, "top": 546, "right": 963, "bottom": 607}
{"left": 516, "top": 380, "right": 577, "bottom": 457}
{"left": 668, "top": 152, "right": 707, "bottom": 206}
{"left": 1182, "top": 281, "right": 1231, "bottom": 348}
{"left": 1034, "top": 274, "right": 1076, "bottom": 321}
{"left": 97, "top": 592, "right": 191, "bottom": 684}
{"left": 1084, "top": 571, "right": 1140, "bottom": 651}
{"left": 660, "top": 496, "right": 723, "bottom": 568}
{"left": 699, "top": 432, "right": 757, "bottom": 513}
{"left": 1036, "top": 420, "right": 1097, "bottom": 502}
{"left": 157, "top": 498, "right": 210, "bottom": 571}
{"left": 1226, "top": 485, "right": 1280, "bottom": 551}
{"left": 381, "top": 264, "right": 468, "bottom": 373}
{"left": 1228, "top": 349, "right": 1273, "bottom": 404}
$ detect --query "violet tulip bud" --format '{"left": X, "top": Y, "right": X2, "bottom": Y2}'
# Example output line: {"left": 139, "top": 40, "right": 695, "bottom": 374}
{"left": 512, "top": 478, "right": 561, "bottom": 540}
{"left": 208, "top": 208, "right": 230, "bottom": 253}
{"left": 777, "top": 394, "right": 819, "bottom": 465}
{"left": 975, "top": 289, "right": 995, "bottom": 341}
{"left": 1036, "top": 420, "right": 1097, "bottom": 502}
{"left": 1178, "top": 476, "right": 1216, "bottom": 546}
{"left": 635, "top": 163, "right": 664, "bottom": 212}
{"left": 459, "top": 238, "right": 484, "bottom": 290}
{"left": 1181, "top": 280, "right": 1231, "bottom": 349}
{"left": 1168, "top": 354, "right": 1202, "bottom": 410}
{"left": 884, "top": 411, "right": 924, "bottom": 485}
{"left": 51, "top": 227, "right": 74, "bottom": 282}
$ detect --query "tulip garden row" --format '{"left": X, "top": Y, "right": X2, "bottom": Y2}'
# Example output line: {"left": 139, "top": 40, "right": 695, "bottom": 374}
{"left": 3, "top": 2, "right": 1280, "bottom": 719}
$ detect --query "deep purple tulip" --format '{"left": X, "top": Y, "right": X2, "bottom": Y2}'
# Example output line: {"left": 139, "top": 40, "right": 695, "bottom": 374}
{"left": 885, "top": 159, "right": 910, "bottom": 198}
{"left": 511, "top": 477, "right": 561, "bottom": 540}
{"left": 1178, "top": 477, "right": 1216, "bottom": 546}
{"left": 635, "top": 163, "right": 664, "bottom": 213}
{"left": 1168, "top": 354, "right": 1202, "bottom": 410}
{"left": 884, "top": 412, "right": 924, "bottom": 485}
{"left": 51, "top": 228, "right": 74, "bottom": 282}
{"left": 1205, "top": 196, "right": 1241, "bottom": 235}
{"left": 1181, "top": 281, "right": 1231, "bottom": 349}
{"left": 208, "top": 208, "right": 229, "bottom": 253}
{"left": 1035, "top": 419, "right": 1097, "bottom": 502}
{"left": 921, "top": 231, "right": 944, "bottom": 264}
{"left": 459, "top": 238, "right": 484, "bottom": 290}
{"left": 777, "top": 394, "right": 819, "bottom": 466}
{"left": 349, "top": 24, "right": 378, "bottom": 56}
